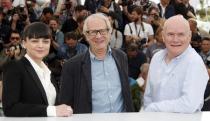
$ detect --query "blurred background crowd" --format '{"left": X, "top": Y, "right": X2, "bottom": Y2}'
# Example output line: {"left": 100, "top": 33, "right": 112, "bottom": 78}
{"left": 0, "top": 0, "right": 210, "bottom": 113}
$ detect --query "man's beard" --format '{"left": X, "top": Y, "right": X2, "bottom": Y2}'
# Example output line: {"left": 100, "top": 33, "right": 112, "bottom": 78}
{"left": 69, "top": 46, "right": 76, "bottom": 50}
{"left": 134, "top": 18, "right": 140, "bottom": 23}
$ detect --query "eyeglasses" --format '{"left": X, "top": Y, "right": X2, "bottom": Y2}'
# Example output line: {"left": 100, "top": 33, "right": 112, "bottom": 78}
{"left": 86, "top": 29, "right": 109, "bottom": 36}
{"left": 11, "top": 37, "right": 20, "bottom": 40}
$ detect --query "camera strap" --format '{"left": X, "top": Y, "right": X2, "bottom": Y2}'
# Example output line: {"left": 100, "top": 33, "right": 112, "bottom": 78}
{"left": 128, "top": 23, "right": 141, "bottom": 37}
{"left": 134, "top": 23, "right": 141, "bottom": 37}
{"left": 128, "top": 23, "right": 133, "bottom": 35}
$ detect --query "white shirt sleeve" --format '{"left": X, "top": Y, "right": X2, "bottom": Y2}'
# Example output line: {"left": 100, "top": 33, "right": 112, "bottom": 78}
{"left": 47, "top": 106, "right": 56, "bottom": 116}
{"left": 124, "top": 24, "right": 132, "bottom": 36}
{"left": 143, "top": 71, "right": 153, "bottom": 109}
{"left": 144, "top": 23, "right": 154, "bottom": 36}
{"left": 115, "top": 31, "right": 123, "bottom": 48}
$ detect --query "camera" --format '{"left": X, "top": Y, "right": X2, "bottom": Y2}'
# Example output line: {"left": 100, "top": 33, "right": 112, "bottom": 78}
{"left": 140, "top": 0, "right": 152, "bottom": 12}
{"left": 4, "top": 45, "right": 21, "bottom": 57}
{"left": 153, "top": 14, "right": 159, "bottom": 20}
{"left": 136, "top": 38, "right": 147, "bottom": 49}
{"left": 12, "top": 6, "right": 27, "bottom": 21}
{"left": 140, "top": 38, "right": 147, "bottom": 45}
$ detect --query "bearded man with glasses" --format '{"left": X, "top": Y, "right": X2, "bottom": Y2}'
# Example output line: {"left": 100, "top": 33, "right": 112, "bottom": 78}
{"left": 59, "top": 13, "right": 134, "bottom": 114}
{"left": 2, "top": 30, "right": 25, "bottom": 60}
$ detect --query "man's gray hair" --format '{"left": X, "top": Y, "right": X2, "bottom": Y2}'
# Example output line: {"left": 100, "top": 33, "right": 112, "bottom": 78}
{"left": 83, "top": 13, "right": 112, "bottom": 35}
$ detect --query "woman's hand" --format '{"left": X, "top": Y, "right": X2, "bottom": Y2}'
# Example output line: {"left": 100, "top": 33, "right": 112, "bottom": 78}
{"left": 56, "top": 104, "right": 73, "bottom": 117}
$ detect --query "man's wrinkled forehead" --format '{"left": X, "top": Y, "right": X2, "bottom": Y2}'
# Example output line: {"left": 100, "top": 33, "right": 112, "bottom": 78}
{"left": 87, "top": 17, "right": 107, "bottom": 28}
{"left": 163, "top": 15, "right": 190, "bottom": 32}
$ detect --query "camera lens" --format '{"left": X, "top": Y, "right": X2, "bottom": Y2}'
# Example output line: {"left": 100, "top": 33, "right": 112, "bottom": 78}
{"left": 154, "top": 15, "right": 159, "bottom": 20}
{"left": 141, "top": 38, "right": 147, "bottom": 45}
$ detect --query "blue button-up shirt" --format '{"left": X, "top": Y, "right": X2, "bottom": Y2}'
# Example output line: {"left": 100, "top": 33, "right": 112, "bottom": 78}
{"left": 90, "top": 47, "right": 124, "bottom": 112}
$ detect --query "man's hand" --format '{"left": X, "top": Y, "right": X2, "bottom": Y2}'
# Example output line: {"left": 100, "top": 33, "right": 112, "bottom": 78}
{"left": 98, "top": 6, "right": 109, "bottom": 13}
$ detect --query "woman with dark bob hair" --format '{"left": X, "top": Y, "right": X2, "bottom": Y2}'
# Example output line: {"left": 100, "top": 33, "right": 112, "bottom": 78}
{"left": 2, "top": 22, "right": 73, "bottom": 117}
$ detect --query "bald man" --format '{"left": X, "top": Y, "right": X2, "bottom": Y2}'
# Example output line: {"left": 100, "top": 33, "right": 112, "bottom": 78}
{"left": 143, "top": 15, "right": 209, "bottom": 113}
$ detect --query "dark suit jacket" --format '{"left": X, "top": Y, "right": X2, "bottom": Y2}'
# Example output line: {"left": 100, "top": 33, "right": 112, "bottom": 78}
{"left": 2, "top": 57, "right": 59, "bottom": 117}
{"left": 59, "top": 48, "right": 134, "bottom": 113}
{"left": 158, "top": 3, "right": 175, "bottom": 19}
{"left": 202, "top": 82, "right": 210, "bottom": 111}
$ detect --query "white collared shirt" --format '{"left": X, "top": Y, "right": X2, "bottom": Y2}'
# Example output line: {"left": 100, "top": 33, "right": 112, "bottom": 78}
{"left": 144, "top": 46, "right": 209, "bottom": 113}
{"left": 25, "top": 54, "right": 56, "bottom": 116}
{"left": 160, "top": 3, "right": 166, "bottom": 18}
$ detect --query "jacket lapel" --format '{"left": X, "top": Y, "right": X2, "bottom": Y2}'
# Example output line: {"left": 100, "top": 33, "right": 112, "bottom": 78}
{"left": 111, "top": 49, "right": 126, "bottom": 87}
{"left": 112, "top": 49, "right": 122, "bottom": 75}
{"left": 50, "top": 74, "right": 59, "bottom": 104}
{"left": 21, "top": 57, "right": 48, "bottom": 105}
{"left": 81, "top": 51, "right": 92, "bottom": 98}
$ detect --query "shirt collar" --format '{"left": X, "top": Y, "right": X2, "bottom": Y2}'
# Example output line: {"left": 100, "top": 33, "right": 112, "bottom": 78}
{"left": 25, "top": 54, "right": 51, "bottom": 75}
{"left": 162, "top": 45, "right": 192, "bottom": 62}
{"left": 89, "top": 46, "right": 112, "bottom": 61}
{"left": 174, "top": 45, "right": 192, "bottom": 60}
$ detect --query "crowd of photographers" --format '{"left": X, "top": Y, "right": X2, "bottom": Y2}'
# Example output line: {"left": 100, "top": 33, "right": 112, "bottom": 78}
{"left": 0, "top": 0, "right": 210, "bottom": 112}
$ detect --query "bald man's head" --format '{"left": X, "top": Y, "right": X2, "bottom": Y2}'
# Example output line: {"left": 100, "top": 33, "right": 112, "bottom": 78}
{"left": 162, "top": 15, "right": 192, "bottom": 59}
{"left": 163, "top": 15, "right": 191, "bottom": 34}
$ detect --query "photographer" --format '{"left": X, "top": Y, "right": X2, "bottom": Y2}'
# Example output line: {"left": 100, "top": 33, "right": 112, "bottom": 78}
{"left": 147, "top": 6, "right": 165, "bottom": 33}
{"left": 49, "top": 17, "right": 64, "bottom": 49}
{"left": 126, "top": 42, "right": 147, "bottom": 80}
{"left": 146, "top": 27, "right": 165, "bottom": 61}
{"left": 61, "top": 5, "right": 88, "bottom": 34}
{"left": 0, "top": 0, "right": 13, "bottom": 14}
{"left": 40, "top": 7, "right": 53, "bottom": 24}
{"left": 200, "top": 37, "right": 210, "bottom": 111}
{"left": 84, "top": 0, "right": 103, "bottom": 13}
{"left": 26, "top": 0, "right": 42, "bottom": 22}
{"left": 188, "top": 18, "right": 202, "bottom": 53}
{"left": 9, "top": 6, "right": 29, "bottom": 34}
{"left": 60, "top": 0, "right": 74, "bottom": 20}
{"left": 4, "top": 30, "right": 24, "bottom": 60}
{"left": 135, "top": 0, "right": 157, "bottom": 13}
{"left": 97, "top": 0, "right": 123, "bottom": 31}
{"left": 200, "top": 37, "right": 210, "bottom": 67}
{"left": 124, "top": 6, "right": 154, "bottom": 51}
{"left": 58, "top": 0, "right": 78, "bottom": 23}
{"left": 170, "top": 0, "right": 196, "bottom": 19}
{"left": 0, "top": 7, "right": 11, "bottom": 47}
{"left": 119, "top": 0, "right": 157, "bottom": 18}
{"left": 157, "top": 0, "right": 175, "bottom": 19}
{"left": 0, "top": 30, "right": 25, "bottom": 86}
{"left": 57, "top": 32, "right": 87, "bottom": 60}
